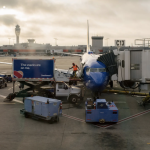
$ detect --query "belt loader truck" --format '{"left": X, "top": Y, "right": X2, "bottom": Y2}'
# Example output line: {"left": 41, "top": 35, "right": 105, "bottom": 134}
{"left": 5, "top": 58, "right": 83, "bottom": 104}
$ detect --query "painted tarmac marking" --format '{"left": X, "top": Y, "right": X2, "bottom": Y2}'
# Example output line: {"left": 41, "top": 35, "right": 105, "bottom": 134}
{"left": 0, "top": 95, "right": 6, "bottom": 98}
{"left": 13, "top": 99, "right": 23, "bottom": 104}
{"left": 63, "top": 109, "right": 150, "bottom": 129}
{"left": 0, "top": 94, "right": 23, "bottom": 104}
{"left": 95, "top": 109, "right": 150, "bottom": 128}
{"left": 0, "top": 94, "right": 150, "bottom": 129}
{"left": 114, "top": 101, "right": 126, "bottom": 103}
{"left": 62, "top": 113, "right": 85, "bottom": 123}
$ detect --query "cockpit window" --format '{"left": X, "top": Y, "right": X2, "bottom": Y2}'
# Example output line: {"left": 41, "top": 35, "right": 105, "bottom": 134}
{"left": 90, "top": 68, "right": 97, "bottom": 72}
{"left": 86, "top": 68, "right": 90, "bottom": 73}
{"left": 97, "top": 68, "right": 106, "bottom": 72}
{"left": 90, "top": 68, "right": 106, "bottom": 72}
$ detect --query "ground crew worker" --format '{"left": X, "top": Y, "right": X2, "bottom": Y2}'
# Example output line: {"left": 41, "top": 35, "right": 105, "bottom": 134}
{"left": 69, "top": 63, "right": 79, "bottom": 77}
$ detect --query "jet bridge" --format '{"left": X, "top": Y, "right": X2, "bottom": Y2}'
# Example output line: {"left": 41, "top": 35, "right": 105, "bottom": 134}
{"left": 97, "top": 49, "right": 150, "bottom": 91}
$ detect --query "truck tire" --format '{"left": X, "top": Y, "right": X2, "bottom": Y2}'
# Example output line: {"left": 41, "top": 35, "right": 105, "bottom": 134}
{"left": 69, "top": 95, "right": 78, "bottom": 104}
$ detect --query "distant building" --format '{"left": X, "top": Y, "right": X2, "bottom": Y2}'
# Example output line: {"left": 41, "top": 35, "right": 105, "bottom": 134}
{"left": 0, "top": 25, "right": 150, "bottom": 55}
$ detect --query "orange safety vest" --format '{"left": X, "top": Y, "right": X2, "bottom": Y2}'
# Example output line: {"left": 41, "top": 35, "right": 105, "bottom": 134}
{"left": 73, "top": 65, "right": 78, "bottom": 71}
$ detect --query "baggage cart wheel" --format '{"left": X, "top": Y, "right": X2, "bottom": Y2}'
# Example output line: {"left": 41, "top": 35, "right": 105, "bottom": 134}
{"left": 99, "top": 119, "right": 105, "bottom": 124}
{"left": 24, "top": 113, "right": 29, "bottom": 118}
{"left": 56, "top": 116, "right": 59, "bottom": 122}
{"left": 49, "top": 118, "right": 54, "bottom": 124}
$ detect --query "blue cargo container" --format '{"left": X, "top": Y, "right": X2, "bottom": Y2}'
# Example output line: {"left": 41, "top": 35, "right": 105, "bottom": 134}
{"left": 85, "top": 99, "right": 118, "bottom": 123}
{"left": 20, "top": 96, "right": 62, "bottom": 123}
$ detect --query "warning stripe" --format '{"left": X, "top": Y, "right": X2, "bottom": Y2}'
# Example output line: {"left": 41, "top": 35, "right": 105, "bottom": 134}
{"left": 63, "top": 109, "right": 150, "bottom": 129}
{"left": 95, "top": 109, "right": 150, "bottom": 128}
{"left": 62, "top": 113, "right": 85, "bottom": 123}
{"left": 0, "top": 94, "right": 149, "bottom": 129}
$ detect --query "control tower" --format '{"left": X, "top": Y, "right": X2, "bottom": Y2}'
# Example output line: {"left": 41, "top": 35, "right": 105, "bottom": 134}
{"left": 15, "top": 25, "right": 21, "bottom": 44}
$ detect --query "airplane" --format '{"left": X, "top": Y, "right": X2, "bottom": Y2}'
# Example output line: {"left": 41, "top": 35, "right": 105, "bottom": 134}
{"left": 55, "top": 20, "right": 110, "bottom": 95}
{"left": 0, "top": 21, "right": 110, "bottom": 96}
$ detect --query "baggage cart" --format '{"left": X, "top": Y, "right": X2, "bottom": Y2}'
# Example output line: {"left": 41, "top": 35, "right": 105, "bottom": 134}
{"left": 20, "top": 96, "right": 62, "bottom": 123}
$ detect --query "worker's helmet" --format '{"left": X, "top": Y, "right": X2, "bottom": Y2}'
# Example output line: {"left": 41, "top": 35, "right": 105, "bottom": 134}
{"left": 72, "top": 63, "right": 75, "bottom": 65}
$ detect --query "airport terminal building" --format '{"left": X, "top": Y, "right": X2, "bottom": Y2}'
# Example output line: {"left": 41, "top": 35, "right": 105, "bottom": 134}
{"left": 0, "top": 25, "right": 150, "bottom": 55}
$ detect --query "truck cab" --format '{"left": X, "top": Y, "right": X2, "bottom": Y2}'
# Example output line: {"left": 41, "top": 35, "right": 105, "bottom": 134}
{"left": 55, "top": 82, "right": 82, "bottom": 103}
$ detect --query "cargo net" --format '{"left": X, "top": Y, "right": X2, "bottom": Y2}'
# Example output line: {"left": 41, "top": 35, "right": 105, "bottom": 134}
{"left": 97, "top": 51, "right": 118, "bottom": 76}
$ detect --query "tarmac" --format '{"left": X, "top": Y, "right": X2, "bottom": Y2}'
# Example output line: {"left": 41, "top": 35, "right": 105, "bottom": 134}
{"left": 0, "top": 56, "right": 150, "bottom": 150}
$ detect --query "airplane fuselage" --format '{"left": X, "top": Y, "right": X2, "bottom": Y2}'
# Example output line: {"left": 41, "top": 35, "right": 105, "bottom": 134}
{"left": 81, "top": 53, "right": 109, "bottom": 92}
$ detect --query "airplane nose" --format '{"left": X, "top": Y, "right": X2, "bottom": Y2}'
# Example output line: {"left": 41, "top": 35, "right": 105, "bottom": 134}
{"left": 90, "top": 72, "right": 109, "bottom": 91}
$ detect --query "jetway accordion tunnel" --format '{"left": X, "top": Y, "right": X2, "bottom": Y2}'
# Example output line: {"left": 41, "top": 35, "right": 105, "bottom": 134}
{"left": 97, "top": 51, "right": 138, "bottom": 89}
{"left": 97, "top": 51, "right": 118, "bottom": 77}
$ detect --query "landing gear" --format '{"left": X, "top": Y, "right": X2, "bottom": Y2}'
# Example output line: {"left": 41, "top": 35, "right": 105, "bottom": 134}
{"left": 109, "top": 80, "right": 113, "bottom": 88}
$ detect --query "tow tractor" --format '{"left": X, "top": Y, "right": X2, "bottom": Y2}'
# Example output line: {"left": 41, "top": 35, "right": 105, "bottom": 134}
{"left": 4, "top": 58, "right": 83, "bottom": 104}
{"left": 85, "top": 98, "right": 118, "bottom": 123}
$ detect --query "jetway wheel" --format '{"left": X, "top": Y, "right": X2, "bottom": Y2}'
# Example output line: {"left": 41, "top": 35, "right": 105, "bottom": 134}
{"left": 119, "top": 81, "right": 137, "bottom": 89}
{"left": 24, "top": 112, "right": 29, "bottom": 118}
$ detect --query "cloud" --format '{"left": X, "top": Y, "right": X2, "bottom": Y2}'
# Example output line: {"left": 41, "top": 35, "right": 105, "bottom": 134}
{"left": 0, "top": 14, "right": 18, "bottom": 26}
{"left": 0, "top": 0, "right": 150, "bottom": 46}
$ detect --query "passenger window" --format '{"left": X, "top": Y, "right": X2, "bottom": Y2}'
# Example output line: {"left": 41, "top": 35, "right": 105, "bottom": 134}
{"left": 58, "top": 83, "right": 65, "bottom": 89}
{"left": 98, "top": 68, "right": 106, "bottom": 72}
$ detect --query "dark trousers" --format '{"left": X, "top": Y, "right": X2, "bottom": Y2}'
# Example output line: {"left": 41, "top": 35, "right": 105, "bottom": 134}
{"left": 73, "top": 70, "right": 77, "bottom": 77}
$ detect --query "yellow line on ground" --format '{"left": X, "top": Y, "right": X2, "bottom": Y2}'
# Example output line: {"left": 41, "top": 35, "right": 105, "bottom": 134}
{"left": 147, "top": 143, "right": 150, "bottom": 144}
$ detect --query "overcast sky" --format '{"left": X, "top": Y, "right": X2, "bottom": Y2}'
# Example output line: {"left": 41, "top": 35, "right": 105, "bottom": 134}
{"left": 0, "top": 0, "right": 150, "bottom": 46}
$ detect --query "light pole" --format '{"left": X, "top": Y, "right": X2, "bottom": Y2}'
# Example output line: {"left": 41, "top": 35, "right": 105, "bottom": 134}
{"left": 13, "top": 39, "right": 15, "bottom": 45}
{"left": 105, "top": 38, "right": 109, "bottom": 46}
{"left": 54, "top": 38, "right": 58, "bottom": 46}
{"left": 8, "top": 38, "right": 11, "bottom": 45}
